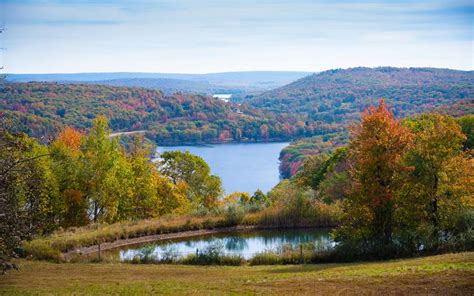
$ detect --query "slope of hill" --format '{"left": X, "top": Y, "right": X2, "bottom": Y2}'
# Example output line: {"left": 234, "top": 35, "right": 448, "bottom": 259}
{"left": 250, "top": 67, "right": 473, "bottom": 120}
{"left": 0, "top": 82, "right": 333, "bottom": 144}
{"left": 435, "top": 98, "right": 474, "bottom": 117}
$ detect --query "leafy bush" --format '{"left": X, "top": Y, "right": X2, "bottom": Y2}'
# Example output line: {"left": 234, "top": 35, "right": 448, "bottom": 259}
{"left": 224, "top": 205, "right": 245, "bottom": 226}
{"left": 23, "top": 240, "right": 63, "bottom": 262}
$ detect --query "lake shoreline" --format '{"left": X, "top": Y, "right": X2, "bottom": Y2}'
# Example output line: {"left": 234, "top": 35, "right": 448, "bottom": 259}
{"left": 154, "top": 139, "right": 294, "bottom": 147}
{"left": 64, "top": 225, "right": 332, "bottom": 261}
{"left": 155, "top": 142, "right": 290, "bottom": 193}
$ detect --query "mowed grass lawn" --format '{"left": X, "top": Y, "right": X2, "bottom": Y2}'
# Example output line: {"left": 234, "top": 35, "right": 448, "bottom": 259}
{"left": 1, "top": 252, "right": 473, "bottom": 295}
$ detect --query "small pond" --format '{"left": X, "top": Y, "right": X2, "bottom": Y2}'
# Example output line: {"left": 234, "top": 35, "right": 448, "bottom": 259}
{"left": 111, "top": 228, "right": 333, "bottom": 261}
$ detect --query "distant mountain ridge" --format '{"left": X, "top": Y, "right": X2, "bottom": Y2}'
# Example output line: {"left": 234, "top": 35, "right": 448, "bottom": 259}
{"left": 79, "top": 78, "right": 243, "bottom": 96}
{"left": 5, "top": 71, "right": 312, "bottom": 95}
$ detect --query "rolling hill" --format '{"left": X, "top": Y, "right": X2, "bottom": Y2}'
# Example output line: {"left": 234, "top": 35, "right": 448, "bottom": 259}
{"left": 0, "top": 82, "right": 331, "bottom": 144}
{"left": 249, "top": 67, "right": 473, "bottom": 120}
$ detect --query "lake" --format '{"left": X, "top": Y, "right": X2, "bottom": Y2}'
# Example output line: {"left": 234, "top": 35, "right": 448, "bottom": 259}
{"left": 156, "top": 142, "right": 289, "bottom": 194}
{"left": 114, "top": 229, "right": 333, "bottom": 261}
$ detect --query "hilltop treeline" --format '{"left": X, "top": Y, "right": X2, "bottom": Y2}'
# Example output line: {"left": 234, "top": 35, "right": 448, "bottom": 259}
{"left": 0, "top": 82, "right": 336, "bottom": 144}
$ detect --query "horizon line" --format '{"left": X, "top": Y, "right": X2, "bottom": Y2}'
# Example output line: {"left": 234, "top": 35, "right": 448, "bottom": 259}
{"left": 4, "top": 66, "right": 474, "bottom": 75}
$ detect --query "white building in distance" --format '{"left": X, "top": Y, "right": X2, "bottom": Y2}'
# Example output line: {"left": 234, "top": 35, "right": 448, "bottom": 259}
{"left": 213, "top": 94, "right": 232, "bottom": 103}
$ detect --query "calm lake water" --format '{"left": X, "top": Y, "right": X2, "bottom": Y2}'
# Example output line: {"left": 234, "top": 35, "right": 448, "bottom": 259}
{"left": 156, "top": 142, "right": 289, "bottom": 194}
{"left": 115, "top": 229, "right": 333, "bottom": 261}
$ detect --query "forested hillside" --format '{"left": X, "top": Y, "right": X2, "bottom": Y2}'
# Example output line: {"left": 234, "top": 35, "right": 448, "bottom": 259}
{"left": 436, "top": 98, "right": 474, "bottom": 117}
{"left": 250, "top": 67, "right": 473, "bottom": 119}
{"left": 279, "top": 132, "right": 349, "bottom": 178}
{"left": 252, "top": 67, "right": 474, "bottom": 177}
{"left": 0, "top": 82, "right": 333, "bottom": 144}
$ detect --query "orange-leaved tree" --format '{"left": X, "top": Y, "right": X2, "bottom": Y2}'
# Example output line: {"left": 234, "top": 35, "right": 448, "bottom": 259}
{"left": 50, "top": 127, "right": 88, "bottom": 227}
{"left": 336, "top": 99, "right": 412, "bottom": 252}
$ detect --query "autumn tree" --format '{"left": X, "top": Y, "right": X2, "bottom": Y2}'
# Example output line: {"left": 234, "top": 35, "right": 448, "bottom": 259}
{"left": 155, "top": 174, "right": 190, "bottom": 215}
{"left": 260, "top": 124, "right": 269, "bottom": 139}
{"left": 0, "top": 130, "right": 60, "bottom": 271}
{"left": 297, "top": 148, "right": 350, "bottom": 204}
{"left": 122, "top": 136, "right": 162, "bottom": 219}
{"left": 223, "top": 192, "right": 251, "bottom": 205}
{"left": 457, "top": 115, "right": 474, "bottom": 151}
{"left": 398, "top": 114, "right": 472, "bottom": 249}
{"left": 159, "top": 151, "right": 223, "bottom": 209}
{"left": 335, "top": 100, "right": 412, "bottom": 253}
{"left": 296, "top": 154, "right": 330, "bottom": 190}
{"left": 250, "top": 189, "right": 268, "bottom": 204}
{"left": 79, "top": 116, "right": 131, "bottom": 222}
{"left": 50, "top": 127, "right": 88, "bottom": 227}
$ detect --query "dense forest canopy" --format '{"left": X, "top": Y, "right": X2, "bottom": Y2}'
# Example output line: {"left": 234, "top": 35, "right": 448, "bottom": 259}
{"left": 0, "top": 82, "right": 334, "bottom": 144}
{"left": 250, "top": 67, "right": 473, "bottom": 119}
{"left": 2, "top": 67, "right": 472, "bottom": 148}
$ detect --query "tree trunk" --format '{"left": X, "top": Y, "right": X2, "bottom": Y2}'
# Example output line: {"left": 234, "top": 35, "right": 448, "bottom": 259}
{"left": 93, "top": 201, "right": 98, "bottom": 223}
{"left": 431, "top": 174, "right": 439, "bottom": 241}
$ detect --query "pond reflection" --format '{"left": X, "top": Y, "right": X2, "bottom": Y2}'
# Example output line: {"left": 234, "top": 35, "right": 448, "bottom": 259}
{"left": 114, "top": 228, "right": 333, "bottom": 260}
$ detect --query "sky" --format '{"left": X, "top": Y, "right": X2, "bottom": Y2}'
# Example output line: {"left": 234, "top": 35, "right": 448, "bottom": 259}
{"left": 1, "top": 0, "right": 473, "bottom": 74}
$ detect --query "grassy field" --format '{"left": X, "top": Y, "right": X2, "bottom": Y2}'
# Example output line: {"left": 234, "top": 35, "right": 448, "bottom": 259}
{"left": 1, "top": 252, "right": 473, "bottom": 295}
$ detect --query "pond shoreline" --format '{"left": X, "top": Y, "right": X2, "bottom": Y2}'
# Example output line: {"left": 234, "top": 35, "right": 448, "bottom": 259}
{"left": 64, "top": 225, "right": 331, "bottom": 261}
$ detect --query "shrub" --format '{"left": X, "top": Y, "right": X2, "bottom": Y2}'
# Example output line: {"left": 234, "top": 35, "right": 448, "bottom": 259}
{"left": 179, "top": 242, "right": 244, "bottom": 265}
{"left": 23, "top": 240, "right": 63, "bottom": 262}
{"left": 180, "top": 253, "right": 243, "bottom": 266}
{"left": 249, "top": 252, "right": 283, "bottom": 265}
{"left": 224, "top": 205, "right": 245, "bottom": 226}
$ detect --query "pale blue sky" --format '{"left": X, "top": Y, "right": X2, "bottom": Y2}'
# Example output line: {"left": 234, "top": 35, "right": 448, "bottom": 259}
{"left": 1, "top": 0, "right": 473, "bottom": 73}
